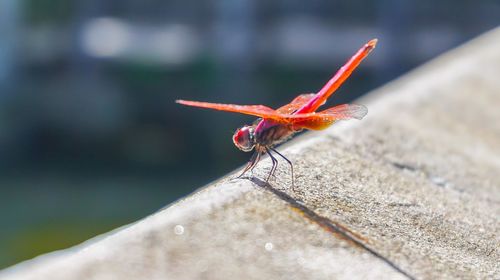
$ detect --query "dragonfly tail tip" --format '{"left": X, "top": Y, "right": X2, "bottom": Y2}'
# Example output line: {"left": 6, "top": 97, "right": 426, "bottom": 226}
{"left": 368, "top": 38, "right": 378, "bottom": 48}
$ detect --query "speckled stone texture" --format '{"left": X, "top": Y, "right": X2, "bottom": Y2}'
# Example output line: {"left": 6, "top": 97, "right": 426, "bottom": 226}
{"left": 1, "top": 28, "right": 499, "bottom": 280}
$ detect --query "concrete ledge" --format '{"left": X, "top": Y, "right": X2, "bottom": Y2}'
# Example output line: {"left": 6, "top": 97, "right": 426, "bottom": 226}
{"left": 2, "top": 28, "right": 500, "bottom": 279}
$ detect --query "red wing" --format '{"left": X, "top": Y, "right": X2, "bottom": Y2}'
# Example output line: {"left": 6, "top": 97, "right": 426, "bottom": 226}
{"left": 294, "top": 39, "right": 377, "bottom": 114}
{"left": 177, "top": 99, "right": 367, "bottom": 130}
{"left": 176, "top": 100, "right": 288, "bottom": 120}
{"left": 178, "top": 40, "right": 376, "bottom": 125}
{"left": 276, "top": 93, "right": 316, "bottom": 114}
{"left": 288, "top": 104, "right": 368, "bottom": 130}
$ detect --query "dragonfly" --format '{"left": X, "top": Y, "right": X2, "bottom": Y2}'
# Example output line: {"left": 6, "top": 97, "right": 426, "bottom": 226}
{"left": 177, "top": 39, "right": 377, "bottom": 184}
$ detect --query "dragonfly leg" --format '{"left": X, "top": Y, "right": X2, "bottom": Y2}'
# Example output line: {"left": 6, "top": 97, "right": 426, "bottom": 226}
{"left": 237, "top": 151, "right": 260, "bottom": 178}
{"left": 270, "top": 147, "right": 294, "bottom": 187}
{"left": 265, "top": 148, "right": 278, "bottom": 183}
{"left": 249, "top": 152, "right": 261, "bottom": 172}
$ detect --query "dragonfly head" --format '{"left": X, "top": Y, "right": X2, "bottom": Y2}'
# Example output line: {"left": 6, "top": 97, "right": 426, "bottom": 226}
{"left": 232, "top": 125, "right": 255, "bottom": 152}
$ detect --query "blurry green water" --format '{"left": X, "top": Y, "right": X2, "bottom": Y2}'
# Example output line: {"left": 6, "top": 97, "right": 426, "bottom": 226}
{"left": 0, "top": 174, "right": 208, "bottom": 269}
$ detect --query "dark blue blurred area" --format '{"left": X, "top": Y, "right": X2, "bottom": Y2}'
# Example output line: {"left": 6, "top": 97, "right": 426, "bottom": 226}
{"left": 0, "top": 0, "right": 498, "bottom": 268}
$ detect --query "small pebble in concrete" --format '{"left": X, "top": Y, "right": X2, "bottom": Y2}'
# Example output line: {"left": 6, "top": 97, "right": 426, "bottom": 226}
{"left": 430, "top": 176, "right": 447, "bottom": 187}
{"left": 174, "top": 225, "right": 185, "bottom": 235}
{"left": 264, "top": 242, "right": 274, "bottom": 251}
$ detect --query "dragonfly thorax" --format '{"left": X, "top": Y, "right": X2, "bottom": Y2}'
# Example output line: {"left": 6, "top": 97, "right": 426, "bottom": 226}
{"left": 232, "top": 125, "right": 255, "bottom": 152}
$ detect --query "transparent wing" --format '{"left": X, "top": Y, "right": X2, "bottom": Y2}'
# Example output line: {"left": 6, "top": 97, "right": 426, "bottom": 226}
{"left": 288, "top": 104, "right": 368, "bottom": 130}
{"left": 276, "top": 93, "right": 316, "bottom": 114}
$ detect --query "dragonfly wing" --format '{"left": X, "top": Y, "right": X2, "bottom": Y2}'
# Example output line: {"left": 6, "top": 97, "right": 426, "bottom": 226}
{"left": 276, "top": 93, "right": 316, "bottom": 114}
{"left": 176, "top": 100, "right": 285, "bottom": 119}
{"left": 177, "top": 99, "right": 367, "bottom": 129}
{"left": 317, "top": 104, "right": 368, "bottom": 120}
{"left": 288, "top": 104, "right": 368, "bottom": 130}
{"left": 294, "top": 39, "right": 377, "bottom": 114}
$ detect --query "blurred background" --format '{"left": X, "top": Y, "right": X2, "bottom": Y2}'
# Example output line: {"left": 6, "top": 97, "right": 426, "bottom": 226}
{"left": 0, "top": 0, "right": 498, "bottom": 269}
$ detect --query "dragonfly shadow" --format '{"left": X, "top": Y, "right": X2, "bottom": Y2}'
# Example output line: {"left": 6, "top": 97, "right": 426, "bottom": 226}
{"left": 248, "top": 176, "right": 369, "bottom": 245}
{"left": 245, "top": 176, "right": 416, "bottom": 280}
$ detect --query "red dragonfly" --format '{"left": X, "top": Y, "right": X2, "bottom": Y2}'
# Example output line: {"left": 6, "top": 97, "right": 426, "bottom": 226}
{"left": 177, "top": 39, "right": 377, "bottom": 184}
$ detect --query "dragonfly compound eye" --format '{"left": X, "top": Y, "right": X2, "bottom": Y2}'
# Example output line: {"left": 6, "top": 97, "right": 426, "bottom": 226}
{"left": 232, "top": 126, "right": 255, "bottom": 152}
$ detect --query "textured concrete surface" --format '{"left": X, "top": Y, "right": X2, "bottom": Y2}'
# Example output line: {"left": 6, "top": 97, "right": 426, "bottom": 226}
{"left": 1, "top": 28, "right": 500, "bottom": 280}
